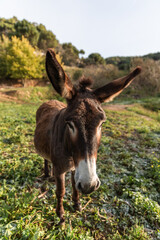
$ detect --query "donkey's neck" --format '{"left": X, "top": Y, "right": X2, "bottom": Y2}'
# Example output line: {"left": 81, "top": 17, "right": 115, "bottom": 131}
{"left": 51, "top": 106, "right": 74, "bottom": 166}
{"left": 50, "top": 106, "right": 75, "bottom": 173}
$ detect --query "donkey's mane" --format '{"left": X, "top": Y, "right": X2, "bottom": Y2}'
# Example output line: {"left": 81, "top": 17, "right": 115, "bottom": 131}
{"left": 78, "top": 77, "right": 93, "bottom": 89}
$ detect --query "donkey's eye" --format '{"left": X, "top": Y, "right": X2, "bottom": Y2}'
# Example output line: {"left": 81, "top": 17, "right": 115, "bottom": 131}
{"left": 66, "top": 122, "right": 75, "bottom": 132}
{"left": 97, "top": 106, "right": 103, "bottom": 113}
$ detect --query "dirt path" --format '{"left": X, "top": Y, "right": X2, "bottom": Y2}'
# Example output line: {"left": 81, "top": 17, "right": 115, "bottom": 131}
{"left": 102, "top": 104, "right": 133, "bottom": 111}
{"left": 103, "top": 103, "right": 154, "bottom": 121}
{"left": 0, "top": 91, "right": 24, "bottom": 104}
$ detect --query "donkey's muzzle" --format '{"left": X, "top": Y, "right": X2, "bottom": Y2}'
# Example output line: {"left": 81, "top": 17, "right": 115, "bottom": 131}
{"left": 76, "top": 179, "right": 101, "bottom": 194}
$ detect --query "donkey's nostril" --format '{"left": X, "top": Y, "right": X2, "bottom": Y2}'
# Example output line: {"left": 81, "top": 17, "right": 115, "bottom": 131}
{"left": 78, "top": 182, "right": 82, "bottom": 191}
{"left": 96, "top": 180, "right": 100, "bottom": 189}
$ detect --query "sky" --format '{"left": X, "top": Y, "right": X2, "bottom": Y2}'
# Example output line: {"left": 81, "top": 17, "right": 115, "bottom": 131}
{"left": 1, "top": 0, "right": 160, "bottom": 58}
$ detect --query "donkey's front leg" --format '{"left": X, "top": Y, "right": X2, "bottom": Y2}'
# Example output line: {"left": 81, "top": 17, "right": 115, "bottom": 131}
{"left": 71, "top": 171, "right": 82, "bottom": 211}
{"left": 44, "top": 159, "right": 49, "bottom": 178}
{"left": 54, "top": 171, "right": 65, "bottom": 223}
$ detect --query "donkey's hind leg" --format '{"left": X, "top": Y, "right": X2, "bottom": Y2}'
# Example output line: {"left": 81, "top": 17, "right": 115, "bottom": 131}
{"left": 71, "top": 171, "right": 82, "bottom": 212}
{"left": 44, "top": 160, "right": 55, "bottom": 182}
{"left": 44, "top": 159, "right": 50, "bottom": 178}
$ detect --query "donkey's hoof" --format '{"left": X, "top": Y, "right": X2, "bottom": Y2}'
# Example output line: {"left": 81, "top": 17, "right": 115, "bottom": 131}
{"left": 48, "top": 176, "right": 55, "bottom": 182}
{"left": 40, "top": 174, "right": 49, "bottom": 180}
{"left": 55, "top": 217, "right": 65, "bottom": 228}
{"left": 73, "top": 202, "right": 82, "bottom": 212}
{"left": 59, "top": 217, "right": 65, "bottom": 228}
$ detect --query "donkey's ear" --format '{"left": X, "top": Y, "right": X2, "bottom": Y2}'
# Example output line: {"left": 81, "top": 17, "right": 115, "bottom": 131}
{"left": 46, "top": 49, "right": 74, "bottom": 99}
{"left": 93, "top": 67, "right": 141, "bottom": 103}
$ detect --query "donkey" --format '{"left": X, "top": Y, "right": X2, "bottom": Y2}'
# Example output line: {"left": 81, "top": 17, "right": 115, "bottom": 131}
{"left": 34, "top": 49, "right": 141, "bottom": 223}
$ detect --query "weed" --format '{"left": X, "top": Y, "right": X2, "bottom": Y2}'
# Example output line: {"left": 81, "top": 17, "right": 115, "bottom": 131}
{"left": 0, "top": 99, "right": 160, "bottom": 239}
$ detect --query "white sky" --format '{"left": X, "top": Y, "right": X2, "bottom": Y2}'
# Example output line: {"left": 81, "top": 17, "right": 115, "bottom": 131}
{"left": 1, "top": 0, "right": 160, "bottom": 58}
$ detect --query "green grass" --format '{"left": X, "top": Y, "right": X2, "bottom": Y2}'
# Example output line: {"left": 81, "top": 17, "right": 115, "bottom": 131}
{"left": 0, "top": 99, "right": 160, "bottom": 239}
{"left": 127, "top": 98, "right": 160, "bottom": 122}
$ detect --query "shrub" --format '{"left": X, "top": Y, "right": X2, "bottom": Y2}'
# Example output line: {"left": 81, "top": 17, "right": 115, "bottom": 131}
{"left": 85, "top": 53, "right": 105, "bottom": 65}
{"left": 73, "top": 69, "right": 83, "bottom": 81}
{"left": 131, "top": 58, "right": 160, "bottom": 95}
{"left": 0, "top": 35, "right": 44, "bottom": 79}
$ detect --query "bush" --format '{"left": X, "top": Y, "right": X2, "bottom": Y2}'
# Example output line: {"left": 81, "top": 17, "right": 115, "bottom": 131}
{"left": 131, "top": 58, "right": 160, "bottom": 95}
{"left": 83, "top": 64, "right": 120, "bottom": 88}
{"left": 85, "top": 53, "right": 105, "bottom": 65}
{"left": 0, "top": 35, "right": 44, "bottom": 79}
{"left": 73, "top": 69, "right": 83, "bottom": 81}
{"left": 61, "top": 42, "right": 84, "bottom": 66}
{"left": 0, "top": 17, "right": 59, "bottom": 51}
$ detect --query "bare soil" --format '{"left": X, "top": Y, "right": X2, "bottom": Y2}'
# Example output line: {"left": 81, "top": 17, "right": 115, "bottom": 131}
{"left": 103, "top": 104, "right": 133, "bottom": 111}
{"left": 0, "top": 89, "right": 24, "bottom": 103}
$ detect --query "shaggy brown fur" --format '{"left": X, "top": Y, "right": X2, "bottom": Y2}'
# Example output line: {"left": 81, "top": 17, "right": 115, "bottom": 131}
{"left": 34, "top": 48, "right": 141, "bottom": 224}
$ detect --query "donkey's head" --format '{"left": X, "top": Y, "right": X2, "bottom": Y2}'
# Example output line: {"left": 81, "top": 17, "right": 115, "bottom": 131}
{"left": 46, "top": 49, "right": 141, "bottom": 194}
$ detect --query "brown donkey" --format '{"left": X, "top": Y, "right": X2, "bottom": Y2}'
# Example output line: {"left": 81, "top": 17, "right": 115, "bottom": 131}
{"left": 34, "top": 49, "right": 141, "bottom": 223}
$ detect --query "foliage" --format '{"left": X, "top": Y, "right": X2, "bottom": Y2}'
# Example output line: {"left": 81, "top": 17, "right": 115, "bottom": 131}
{"left": 0, "top": 96, "right": 160, "bottom": 239}
{"left": 0, "top": 35, "right": 44, "bottom": 79}
{"left": 0, "top": 17, "right": 160, "bottom": 96}
{"left": 131, "top": 58, "right": 160, "bottom": 94}
{"left": 85, "top": 53, "right": 105, "bottom": 65}
{"left": 144, "top": 52, "right": 160, "bottom": 61}
{"left": 64, "top": 64, "right": 120, "bottom": 88}
{"left": 64, "top": 66, "right": 84, "bottom": 81}
{"left": 14, "top": 19, "right": 40, "bottom": 47}
{"left": 104, "top": 57, "right": 160, "bottom": 98}
{"left": 128, "top": 192, "right": 160, "bottom": 225}
{"left": 83, "top": 64, "right": 120, "bottom": 88}
{"left": 73, "top": 69, "right": 83, "bottom": 81}
{"left": 37, "top": 24, "right": 59, "bottom": 50}
{"left": 128, "top": 102, "right": 160, "bottom": 122}
{"left": 0, "top": 35, "right": 10, "bottom": 77}
{"left": 105, "top": 57, "right": 131, "bottom": 71}
{"left": 0, "top": 17, "right": 59, "bottom": 50}
{"left": 0, "top": 16, "right": 17, "bottom": 38}
{"left": 61, "top": 42, "right": 85, "bottom": 66}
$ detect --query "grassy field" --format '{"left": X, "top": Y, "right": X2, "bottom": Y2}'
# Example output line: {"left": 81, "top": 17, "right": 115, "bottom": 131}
{"left": 0, "top": 95, "right": 160, "bottom": 239}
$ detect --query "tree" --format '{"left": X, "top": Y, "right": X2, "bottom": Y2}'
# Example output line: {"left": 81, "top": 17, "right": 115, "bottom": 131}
{"left": 0, "top": 35, "right": 44, "bottom": 79}
{"left": 37, "top": 24, "right": 59, "bottom": 50}
{"left": 0, "top": 35, "right": 10, "bottom": 77}
{"left": 0, "top": 18, "right": 60, "bottom": 51}
{"left": 14, "top": 19, "right": 40, "bottom": 47}
{"left": 85, "top": 53, "right": 105, "bottom": 65}
{"left": 144, "top": 52, "right": 160, "bottom": 61}
{"left": 61, "top": 42, "right": 83, "bottom": 66}
{"left": 105, "top": 57, "right": 131, "bottom": 70}
{"left": 79, "top": 49, "right": 85, "bottom": 55}
{"left": 0, "top": 17, "right": 17, "bottom": 38}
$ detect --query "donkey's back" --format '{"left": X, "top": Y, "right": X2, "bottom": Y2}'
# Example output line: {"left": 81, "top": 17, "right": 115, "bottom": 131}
{"left": 34, "top": 100, "right": 66, "bottom": 161}
{"left": 36, "top": 100, "right": 66, "bottom": 122}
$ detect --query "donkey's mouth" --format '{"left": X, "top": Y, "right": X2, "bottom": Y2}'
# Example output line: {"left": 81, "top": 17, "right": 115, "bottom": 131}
{"left": 76, "top": 179, "right": 101, "bottom": 194}
{"left": 74, "top": 158, "right": 101, "bottom": 194}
